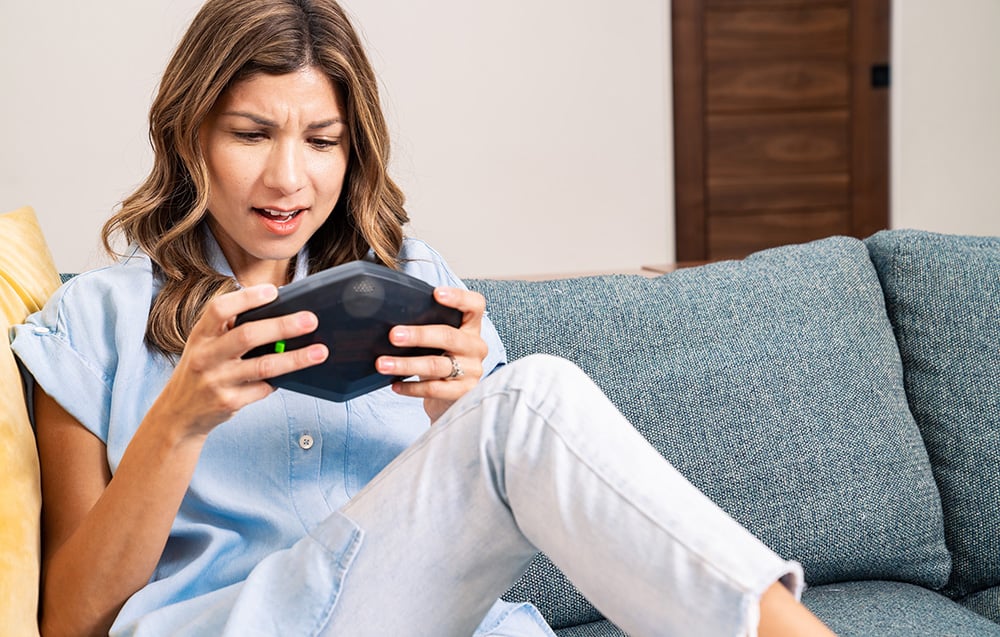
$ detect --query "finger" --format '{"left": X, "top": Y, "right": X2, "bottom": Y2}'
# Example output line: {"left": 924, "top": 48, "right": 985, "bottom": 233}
{"left": 389, "top": 322, "right": 488, "bottom": 360}
{"left": 235, "top": 341, "right": 329, "bottom": 382}
{"left": 193, "top": 284, "right": 279, "bottom": 338}
{"left": 388, "top": 323, "right": 465, "bottom": 352}
{"left": 391, "top": 377, "right": 470, "bottom": 401}
{"left": 376, "top": 352, "right": 481, "bottom": 382}
{"left": 225, "top": 379, "right": 280, "bottom": 412}
{"left": 382, "top": 323, "right": 486, "bottom": 380}
{"left": 434, "top": 287, "right": 485, "bottom": 330}
{"left": 222, "top": 310, "right": 321, "bottom": 359}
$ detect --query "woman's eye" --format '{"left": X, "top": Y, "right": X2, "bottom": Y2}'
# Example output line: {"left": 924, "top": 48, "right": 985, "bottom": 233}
{"left": 233, "top": 131, "right": 266, "bottom": 142}
{"left": 310, "top": 138, "right": 340, "bottom": 150}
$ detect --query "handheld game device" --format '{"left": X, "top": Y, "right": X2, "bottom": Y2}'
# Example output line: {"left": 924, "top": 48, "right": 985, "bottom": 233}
{"left": 235, "top": 260, "right": 462, "bottom": 402}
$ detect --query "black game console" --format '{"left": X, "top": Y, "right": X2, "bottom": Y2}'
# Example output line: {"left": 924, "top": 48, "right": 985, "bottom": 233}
{"left": 235, "top": 260, "right": 462, "bottom": 402}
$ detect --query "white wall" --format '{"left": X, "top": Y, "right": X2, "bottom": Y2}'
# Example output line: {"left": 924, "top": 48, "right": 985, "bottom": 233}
{"left": 891, "top": 0, "right": 1000, "bottom": 236}
{"left": 348, "top": 1, "right": 672, "bottom": 277}
{"left": 0, "top": 0, "right": 206, "bottom": 273}
{"left": 2, "top": 1, "right": 998, "bottom": 277}
{"left": 0, "top": 0, "right": 671, "bottom": 278}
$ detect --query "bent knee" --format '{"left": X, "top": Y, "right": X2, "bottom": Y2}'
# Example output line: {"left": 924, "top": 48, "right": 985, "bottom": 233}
{"left": 503, "top": 354, "right": 595, "bottom": 393}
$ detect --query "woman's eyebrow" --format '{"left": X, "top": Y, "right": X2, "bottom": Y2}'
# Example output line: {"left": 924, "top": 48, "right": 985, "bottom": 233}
{"left": 220, "top": 111, "right": 343, "bottom": 130}
{"left": 306, "top": 118, "right": 343, "bottom": 130}
{"left": 220, "top": 111, "right": 275, "bottom": 126}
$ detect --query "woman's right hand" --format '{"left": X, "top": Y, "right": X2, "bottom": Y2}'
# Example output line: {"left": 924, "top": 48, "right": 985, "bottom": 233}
{"left": 35, "top": 283, "right": 328, "bottom": 637}
{"left": 149, "top": 283, "right": 329, "bottom": 438}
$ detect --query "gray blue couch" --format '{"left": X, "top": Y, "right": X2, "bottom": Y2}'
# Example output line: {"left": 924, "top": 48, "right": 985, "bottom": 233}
{"left": 466, "top": 229, "right": 1000, "bottom": 636}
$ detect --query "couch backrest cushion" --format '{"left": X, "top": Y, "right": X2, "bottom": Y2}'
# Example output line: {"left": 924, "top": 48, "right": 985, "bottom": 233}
{"left": 469, "top": 235, "right": 950, "bottom": 627}
{"left": 960, "top": 586, "right": 1000, "bottom": 626}
{"left": 866, "top": 229, "right": 1000, "bottom": 602}
{"left": 1, "top": 206, "right": 61, "bottom": 637}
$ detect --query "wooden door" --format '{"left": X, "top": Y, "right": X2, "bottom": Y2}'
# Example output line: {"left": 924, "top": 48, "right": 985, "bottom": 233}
{"left": 672, "top": 0, "right": 891, "bottom": 261}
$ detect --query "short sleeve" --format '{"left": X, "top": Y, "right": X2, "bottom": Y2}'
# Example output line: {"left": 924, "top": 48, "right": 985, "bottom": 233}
{"left": 10, "top": 253, "right": 155, "bottom": 443}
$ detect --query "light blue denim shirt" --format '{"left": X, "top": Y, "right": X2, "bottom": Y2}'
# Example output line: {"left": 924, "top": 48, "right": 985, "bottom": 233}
{"left": 10, "top": 232, "right": 555, "bottom": 635}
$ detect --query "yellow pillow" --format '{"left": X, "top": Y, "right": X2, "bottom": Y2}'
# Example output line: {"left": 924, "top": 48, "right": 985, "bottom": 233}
{"left": 1, "top": 206, "right": 61, "bottom": 637}
{"left": 0, "top": 206, "right": 61, "bottom": 313}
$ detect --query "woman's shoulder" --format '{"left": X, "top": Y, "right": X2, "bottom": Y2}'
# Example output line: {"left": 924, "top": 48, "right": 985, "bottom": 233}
{"left": 35, "top": 247, "right": 156, "bottom": 336}
{"left": 396, "top": 237, "right": 465, "bottom": 289}
{"left": 397, "top": 237, "right": 444, "bottom": 261}
{"left": 11, "top": 248, "right": 158, "bottom": 444}
{"left": 61, "top": 247, "right": 153, "bottom": 287}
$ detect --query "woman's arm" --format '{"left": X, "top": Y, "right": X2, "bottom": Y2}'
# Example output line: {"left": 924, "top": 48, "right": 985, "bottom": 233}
{"left": 35, "top": 284, "right": 329, "bottom": 636}
{"left": 36, "top": 388, "right": 207, "bottom": 636}
{"left": 759, "top": 580, "right": 837, "bottom": 636}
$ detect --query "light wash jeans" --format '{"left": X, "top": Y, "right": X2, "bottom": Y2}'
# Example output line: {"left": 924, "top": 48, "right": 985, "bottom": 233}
{"left": 123, "top": 355, "right": 802, "bottom": 637}
{"left": 335, "top": 353, "right": 804, "bottom": 636}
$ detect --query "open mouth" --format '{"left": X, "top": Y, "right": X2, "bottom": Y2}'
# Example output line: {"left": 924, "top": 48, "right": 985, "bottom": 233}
{"left": 253, "top": 207, "right": 305, "bottom": 222}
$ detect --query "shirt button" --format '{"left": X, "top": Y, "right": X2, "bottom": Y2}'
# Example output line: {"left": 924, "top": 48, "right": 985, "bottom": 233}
{"left": 33, "top": 326, "right": 51, "bottom": 334}
{"left": 298, "top": 434, "right": 314, "bottom": 450}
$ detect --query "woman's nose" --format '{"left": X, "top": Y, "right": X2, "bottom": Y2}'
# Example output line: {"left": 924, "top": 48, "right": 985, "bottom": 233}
{"left": 262, "top": 141, "right": 307, "bottom": 195}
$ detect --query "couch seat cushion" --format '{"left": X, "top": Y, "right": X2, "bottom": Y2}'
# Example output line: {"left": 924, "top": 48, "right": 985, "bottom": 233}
{"left": 553, "top": 621, "right": 626, "bottom": 637}
{"left": 804, "top": 581, "right": 1000, "bottom": 636}
{"left": 867, "top": 229, "right": 1000, "bottom": 601}
{"left": 469, "top": 236, "right": 949, "bottom": 627}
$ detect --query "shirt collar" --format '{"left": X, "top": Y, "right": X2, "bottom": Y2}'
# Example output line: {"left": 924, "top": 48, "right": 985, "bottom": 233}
{"left": 202, "top": 222, "right": 310, "bottom": 287}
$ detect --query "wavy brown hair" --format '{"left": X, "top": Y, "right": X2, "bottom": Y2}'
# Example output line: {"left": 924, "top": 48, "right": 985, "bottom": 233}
{"left": 103, "top": 0, "right": 408, "bottom": 355}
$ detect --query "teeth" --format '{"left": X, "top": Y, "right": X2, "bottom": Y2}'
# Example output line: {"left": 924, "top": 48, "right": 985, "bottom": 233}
{"left": 263, "top": 209, "right": 299, "bottom": 217}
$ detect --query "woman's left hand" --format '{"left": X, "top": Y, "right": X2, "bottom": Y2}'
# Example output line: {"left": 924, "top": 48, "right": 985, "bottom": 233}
{"left": 376, "top": 286, "right": 489, "bottom": 422}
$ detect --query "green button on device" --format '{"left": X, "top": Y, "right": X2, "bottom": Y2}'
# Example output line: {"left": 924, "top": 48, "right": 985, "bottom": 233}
{"left": 274, "top": 340, "right": 286, "bottom": 354}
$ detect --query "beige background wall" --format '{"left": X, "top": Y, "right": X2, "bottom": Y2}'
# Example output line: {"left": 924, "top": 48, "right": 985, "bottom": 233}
{"left": 1, "top": 1, "right": 997, "bottom": 277}
{"left": 891, "top": 1, "right": 1000, "bottom": 238}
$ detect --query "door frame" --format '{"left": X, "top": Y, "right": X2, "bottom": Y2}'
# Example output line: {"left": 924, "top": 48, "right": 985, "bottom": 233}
{"left": 671, "top": 0, "right": 891, "bottom": 262}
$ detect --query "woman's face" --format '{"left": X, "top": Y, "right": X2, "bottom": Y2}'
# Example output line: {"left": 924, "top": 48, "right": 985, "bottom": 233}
{"left": 200, "top": 66, "right": 349, "bottom": 286}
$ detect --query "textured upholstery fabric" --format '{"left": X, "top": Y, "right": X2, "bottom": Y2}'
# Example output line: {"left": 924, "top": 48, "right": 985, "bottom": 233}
{"left": 803, "top": 581, "right": 1000, "bottom": 636}
{"left": 553, "top": 621, "right": 627, "bottom": 637}
{"left": 499, "top": 554, "right": 605, "bottom": 629}
{"left": 469, "top": 236, "right": 950, "bottom": 628}
{"left": 962, "top": 586, "right": 1000, "bottom": 625}
{"left": 867, "top": 229, "right": 1000, "bottom": 601}
{"left": 0, "top": 206, "right": 61, "bottom": 637}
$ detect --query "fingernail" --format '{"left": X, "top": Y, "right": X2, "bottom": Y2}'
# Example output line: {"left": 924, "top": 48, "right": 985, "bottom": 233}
{"left": 392, "top": 327, "right": 409, "bottom": 343}
{"left": 377, "top": 357, "right": 395, "bottom": 373}
{"left": 254, "top": 284, "right": 278, "bottom": 300}
{"left": 308, "top": 345, "right": 327, "bottom": 362}
{"left": 298, "top": 312, "right": 318, "bottom": 329}
{"left": 436, "top": 288, "right": 451, "bottom": 300}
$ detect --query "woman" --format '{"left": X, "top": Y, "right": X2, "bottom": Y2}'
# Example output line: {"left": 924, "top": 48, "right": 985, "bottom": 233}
{"left": 12, "top": 1, "right": 835, "bottom": 635}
